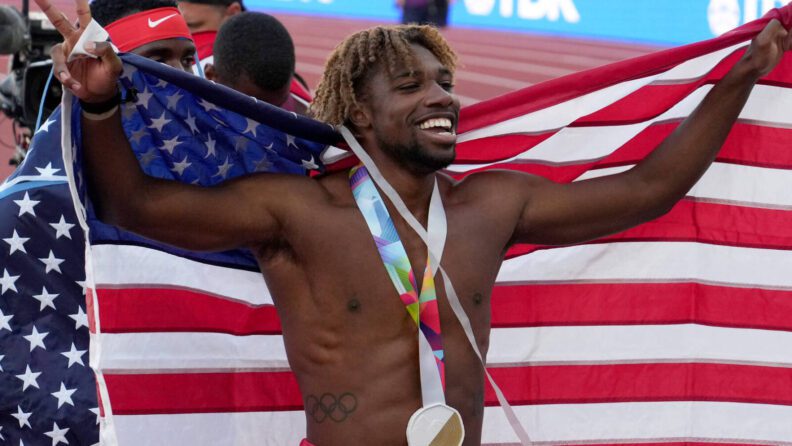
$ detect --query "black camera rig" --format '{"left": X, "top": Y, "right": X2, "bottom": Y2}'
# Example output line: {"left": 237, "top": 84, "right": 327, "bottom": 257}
{"left": 0, "top": 0, "right": 63, "bottom": 166}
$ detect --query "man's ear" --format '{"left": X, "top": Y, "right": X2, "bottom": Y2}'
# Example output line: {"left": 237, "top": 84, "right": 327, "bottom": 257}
{"left": 348, "top": 103, "right": 372, "bottom": 130}
{"left": 204, "top": 63, "right": 217, "bottom": 81}
{"left": 226, "top": 2, "right": 243, "bottom": 16}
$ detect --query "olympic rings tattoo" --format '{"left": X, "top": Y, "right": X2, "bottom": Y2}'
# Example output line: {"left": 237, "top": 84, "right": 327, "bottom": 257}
{"left": 305, "top": 392, "right": 358, "bottom": 423}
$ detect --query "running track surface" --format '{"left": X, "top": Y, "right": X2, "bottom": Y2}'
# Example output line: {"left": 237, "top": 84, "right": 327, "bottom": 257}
{"left": 0, "top": 4, "right": 667, "bottom": 179}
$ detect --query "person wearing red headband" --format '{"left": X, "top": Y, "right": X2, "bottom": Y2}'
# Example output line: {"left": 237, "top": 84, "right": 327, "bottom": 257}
{"left": 176, "top": 0, "right": 314, "bottom": 112}
{"left": 92, "top": 0, "right": 197, "bottom": 73}
{"left": 176, "top": 0, "right": 245, "bottom": 64}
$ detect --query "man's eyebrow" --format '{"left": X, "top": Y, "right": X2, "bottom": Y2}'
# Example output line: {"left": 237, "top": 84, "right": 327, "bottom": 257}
{"left": 393, "top": 70, "right": 420, "bottom": 79}
{"left": 140, "top": 48, "right": 173, "bottom": 58}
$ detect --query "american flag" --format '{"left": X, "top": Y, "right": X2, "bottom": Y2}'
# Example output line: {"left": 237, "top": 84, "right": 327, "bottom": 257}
{"left": 6, "top": 4, "right": 792, "bottom": 444}
{"left": 0, "top": 107, "right": 99, "bottom": 445}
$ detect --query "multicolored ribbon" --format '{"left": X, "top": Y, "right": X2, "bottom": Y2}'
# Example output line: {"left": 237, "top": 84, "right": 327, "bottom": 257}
{"left": 350, "top": 165, "right": 446, "bottom": 389}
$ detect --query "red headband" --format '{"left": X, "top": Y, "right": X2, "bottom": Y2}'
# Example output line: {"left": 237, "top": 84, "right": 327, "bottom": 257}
{"left": 105, "top": 7, "right": 193, "bottom": 53}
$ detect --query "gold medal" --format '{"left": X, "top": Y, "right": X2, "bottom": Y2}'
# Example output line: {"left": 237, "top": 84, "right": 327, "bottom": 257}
{"left": 406, "top": 403, "right": 464, "bottom": 446}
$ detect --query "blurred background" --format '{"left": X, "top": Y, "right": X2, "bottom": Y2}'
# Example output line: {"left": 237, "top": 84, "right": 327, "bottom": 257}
{"left": 0, "top": 0, "right": 786, "bottom": 180}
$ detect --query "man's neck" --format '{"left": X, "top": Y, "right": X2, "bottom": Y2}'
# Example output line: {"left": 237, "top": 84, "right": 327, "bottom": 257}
{"left": 364, "top": 149, "right": 438, "bottom": 221}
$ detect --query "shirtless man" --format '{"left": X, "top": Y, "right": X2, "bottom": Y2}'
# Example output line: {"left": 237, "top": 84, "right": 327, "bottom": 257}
{"left": 39, "top": 0, "right": 791, "bottom": 444}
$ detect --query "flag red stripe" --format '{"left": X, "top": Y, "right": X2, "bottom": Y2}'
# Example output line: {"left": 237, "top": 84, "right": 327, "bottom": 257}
{"left": 103, "top": 363, "right": 792, "bottom": 414}
{"left": 96, "top": 277, "right": 792, "bottom": 335}
{"left": 508, "top": 198, "right": 792, "bottom": 258}
{"left": 490, "top": 282, "right": 792, "bottom": 331}
{"left": 455, "top": 123, "right": 792, "bottom": 171}
{"left": 96, "top": 287, "right": 282, "bottom": 334}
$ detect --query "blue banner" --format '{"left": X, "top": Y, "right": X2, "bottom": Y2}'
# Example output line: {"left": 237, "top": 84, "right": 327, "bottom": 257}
{"left": 249, "top": 0, "right": 789, "bottom": 44}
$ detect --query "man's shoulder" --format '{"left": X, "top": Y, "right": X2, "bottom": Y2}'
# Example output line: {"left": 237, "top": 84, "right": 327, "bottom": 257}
{"left": 444, "top": 168, "right": 546, "bottom": 199}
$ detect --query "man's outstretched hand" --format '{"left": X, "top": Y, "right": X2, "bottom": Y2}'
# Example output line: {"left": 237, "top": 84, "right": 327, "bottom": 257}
{"left": 35, "top": 0, "right": 122, "bottom": 103}
{"left": 741, "top": 18, "right": 792, "bottom": 79}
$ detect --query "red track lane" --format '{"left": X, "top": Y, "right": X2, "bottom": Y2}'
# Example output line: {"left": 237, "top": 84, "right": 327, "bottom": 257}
{"left": 0, "top": 4, "right": 664, "bottom": 179}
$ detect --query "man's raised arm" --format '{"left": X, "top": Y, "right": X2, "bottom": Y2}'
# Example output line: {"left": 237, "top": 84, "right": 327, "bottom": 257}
{"left": 505, "top": 19, "right": 791, "bottom": 246}
{"left": 39, "top": 0, "right": 315, "bottom": 252}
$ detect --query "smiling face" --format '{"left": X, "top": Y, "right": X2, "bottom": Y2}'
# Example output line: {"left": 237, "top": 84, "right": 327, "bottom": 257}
{"left": 355, "top": 44, "right": 460, "bottom": 175}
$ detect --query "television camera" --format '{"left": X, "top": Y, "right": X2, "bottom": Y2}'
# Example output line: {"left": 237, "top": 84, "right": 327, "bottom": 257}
{"left": 0, "top": 0, "right": 63, "bottom": 166}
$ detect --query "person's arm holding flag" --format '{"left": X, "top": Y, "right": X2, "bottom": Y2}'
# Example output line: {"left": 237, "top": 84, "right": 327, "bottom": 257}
{"left": 39, "top": 0, "right": 319, "bottom": 253}
{"left": 492, "top": 19, "right": 792, "bottom": 247}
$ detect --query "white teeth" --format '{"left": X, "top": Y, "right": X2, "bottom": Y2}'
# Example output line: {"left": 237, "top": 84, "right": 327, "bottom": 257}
{"left": 418, "top": 118, "right": 453, "bottom": 131}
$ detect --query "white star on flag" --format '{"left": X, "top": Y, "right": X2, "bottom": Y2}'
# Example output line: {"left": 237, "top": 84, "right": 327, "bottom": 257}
{"left": 185, "top": 111, "right": 199, "bottom": 134}
{"left": 36, "top": 117, "right": 56, "bottom": 133}
{"left": 35, "top": 162, "right": 61, "bottom": 176}
{"left": 44, "top": 422, "right": 70, "bottom": 445}
{"left": 198, "top": 98, "right": 221, "bottom": 112}
{"left": 69, "top": 306, "right": 89, "bottom": 330}
{"left": 243, "top": 118, "right": 259, "bottom": 137}
{"left": 90, "top": 407, "right": 100, "bottom": 424}
{"left": 38, "top": 250, "right": 65, "bottom": 274}
{"left": 130, "top": 127, "right": 147, "bottom": 144}
{"left": 49, "top": 215, "right": 75, "bottom": 240}
{"left": 3, "top": 230, "right": 29, "bottom": 254}
{"left": 0, "top": 308, "right": 11, "bottom": 331}
{"left": 285, "top": 134, "right": 299, "bottom": 149}
{"left": 0, "top": 269, "right": 20, "bottom": 294}
{"left": 170, "top": 156, "right": 192, "bottom": 176}
{"left": 13, "top": 192, "right": 40, "bottom": 217}
{"left": 15, "top": 365, "right": 42, "bottom": 391}
{"left": 204, "top": 135, "right": 217, "bottom": 158}
{"left": 136, "top": 87, "right": 153, "bottom": 109}
{"left": 213, "top": 157, "right": 233, "bottom": 179}
{"left": 51, "top": 382, "right": 77, "bottom": 408}
{"left": 0, "top": 354, "right": 4, "bottom": 371}
{"left": 148, "top": 111, "right": 171, "bottom": 133}
{"left": 301, "top": 156, "right": 319, "bottom": 170}
{"left": 23, "top": 326, "right": 48, "bottom": 351}
{"left": 160, "top": 136, "right": 182, "bottom": 154}
{"left": 33, "top": 286, "right": 59, "bottom": 311}
{"left": 12, "top": 405, "right": 32, "bottom": 429}
{"left": 166, "top": 91, "right": 183, "bottom": 109}
{"left": 76, "top": 280, "right": 87, "bottom": 295}
{"left": 61, "top": 343, "right": 87, "bottom": 368}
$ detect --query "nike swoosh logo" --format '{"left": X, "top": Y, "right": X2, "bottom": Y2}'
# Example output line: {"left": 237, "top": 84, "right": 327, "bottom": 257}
{"left": 148, "top": 14, "right": 178, "bottom": 28}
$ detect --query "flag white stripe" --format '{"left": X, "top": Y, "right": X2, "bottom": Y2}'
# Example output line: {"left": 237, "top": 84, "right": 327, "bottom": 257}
{"left": 457, "top": 43, "right": 747, "bottom": 143}
{"left": 498, "top": 242, "right": 792, "bottom": 289}
{"left": 98, "top": 332, "right": 288, "bottom": 372}
{"left": 92, "top": 244, "right": 271, "bottom": 305}
{"left": 98, "top": 323, "right": 792, "bottom": 372}
{"left": 577, "top": 161, "right": 792, "bottom": 209}
{"left": 480, "top": 401, "right": 792, "bottom": 443}
{"left": 489, "top": 324, "right": 792, "bottom": 366}
{"left": 453, "top": 83, "right": 792, "bottom": 173}
{"left": 107, "top": 400, "right": 792, "bottom": 445}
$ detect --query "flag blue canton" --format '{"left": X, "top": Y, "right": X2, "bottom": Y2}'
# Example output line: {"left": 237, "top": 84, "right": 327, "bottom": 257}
{"left": 78, "top": 53, "right": 340, "bottom": 271}
{"left": 0, "top": 108, "right": 99, "bottom": 446}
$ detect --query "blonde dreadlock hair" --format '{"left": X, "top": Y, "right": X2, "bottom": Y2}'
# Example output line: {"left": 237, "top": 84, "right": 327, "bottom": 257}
{"left": 311, "top": 25, "right": 458, "bottom": 126}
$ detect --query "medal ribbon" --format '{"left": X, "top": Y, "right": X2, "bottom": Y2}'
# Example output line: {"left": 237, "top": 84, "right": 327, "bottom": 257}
{"left": 340, "top": 126, "right": 533, "bottom": 444}
{"left": 350, "top": 165, "right": 447, "bottom": 393}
